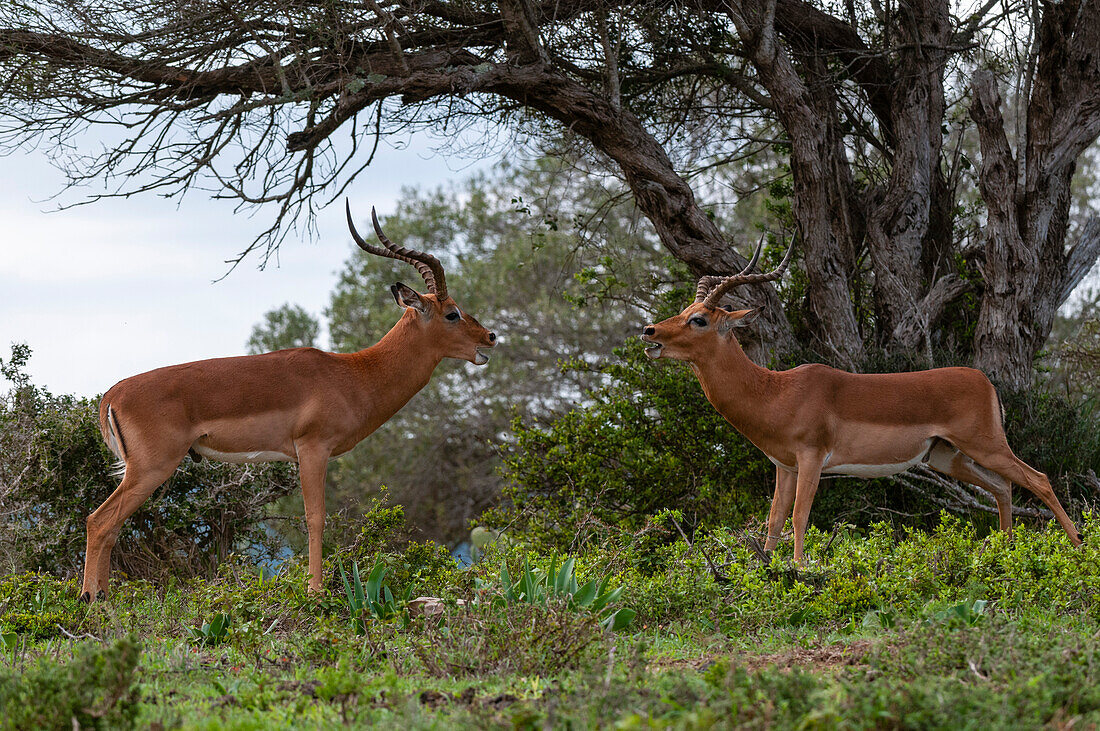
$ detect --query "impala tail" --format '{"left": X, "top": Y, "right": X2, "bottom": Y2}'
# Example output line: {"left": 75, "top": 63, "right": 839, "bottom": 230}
{"left": 102, "top": 403, "right": 128, "bottom": 477}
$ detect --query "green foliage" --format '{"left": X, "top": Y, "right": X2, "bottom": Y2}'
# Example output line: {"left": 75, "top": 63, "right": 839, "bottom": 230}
{"left": 338, "top": 559, "right": 411, "bottom": 633}
{"left": 0, "top": 573, "right": 84, "bottom": 640}
{"left": 473, "top": 512, "right": 1098, "bottom": 629}
{"left": 998, "top": 388, "right": 1100, "bottom": 511}
{"left": 486, "top": 554, "right": 635, "bottom": 631}
{"left": 246, "top": 302, "right": 320, "bottom": 354}
{"left": 923, "top": 598, "right": 988, "bottom": 627}
{"left": 325, "top": 497, "right": 409, "bottom": 563}
{"left": 0, "top": 636, "right": 141, "bottom": 730}
{"left": 187, "top": 612, "right": 231, "bottom": 646}
{"left": 324, "top": 498, "right": 462, "bottom": 600}
{"left": 494, "top": 340, "right": 774, "bottom": 548}
{"left": 386, "top": 540, "right": 461, "bottom": 598}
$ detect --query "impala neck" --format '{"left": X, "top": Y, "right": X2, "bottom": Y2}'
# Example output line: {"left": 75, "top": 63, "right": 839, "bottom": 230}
{"left": 354, "top": 313, "right": 443, "bottom": 423}
{"left": 689, "top": 336, "right": 778, "bottom": 435}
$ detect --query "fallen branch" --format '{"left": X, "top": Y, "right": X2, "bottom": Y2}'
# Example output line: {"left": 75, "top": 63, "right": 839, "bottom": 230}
{"left": 668, "top": 513, "right": 730, "bottom": 584}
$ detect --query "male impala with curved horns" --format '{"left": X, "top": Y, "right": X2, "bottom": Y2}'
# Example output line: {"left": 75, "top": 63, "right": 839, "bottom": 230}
{"left": 641, "top": 235, "right": 1082, "bottom": 563}
{"left": 81, "top": 202, "right": 496, "bottom": 602}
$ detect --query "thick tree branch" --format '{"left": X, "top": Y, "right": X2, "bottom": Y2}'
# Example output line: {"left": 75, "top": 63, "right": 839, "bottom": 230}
{"left": 1062, "top": 216, "right": 1100, "bottom": 303}
{"left": 723, "top": 0, "right": 862, "bottom": 363}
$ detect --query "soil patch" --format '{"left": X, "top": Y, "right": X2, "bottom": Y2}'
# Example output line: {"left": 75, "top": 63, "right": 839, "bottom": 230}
{"left": 651, "top": 640, "right": 874, "bottom": 675}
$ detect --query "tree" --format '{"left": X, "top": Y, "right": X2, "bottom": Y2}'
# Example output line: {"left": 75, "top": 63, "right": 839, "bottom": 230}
{"left": 2, "top": 0, "right": 1099, "bottom": 384}
{"left": 246, "top": 303, "right": 321, "bottom": 354}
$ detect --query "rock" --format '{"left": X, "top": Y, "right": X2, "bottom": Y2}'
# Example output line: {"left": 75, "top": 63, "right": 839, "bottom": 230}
{"left": 407, "top": 596, "right": 467, "bottom": 617}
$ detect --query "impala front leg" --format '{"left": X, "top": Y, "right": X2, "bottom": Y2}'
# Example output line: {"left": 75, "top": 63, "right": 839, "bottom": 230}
{"left": 296, "top": 443, "right": 331, "bottom": 594}
{"left": 764, "top": 466, "right": 797, "bottom": 552}
{"left": 791, "top": 452, "right": 826, "bottom": 563}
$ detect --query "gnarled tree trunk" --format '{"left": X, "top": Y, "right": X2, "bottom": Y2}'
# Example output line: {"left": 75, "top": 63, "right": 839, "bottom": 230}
{"left": 971, "top": 0, "right": 1100, "bottom": 388}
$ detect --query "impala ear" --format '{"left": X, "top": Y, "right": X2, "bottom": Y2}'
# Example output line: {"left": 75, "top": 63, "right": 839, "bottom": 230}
{"left": 391, "top": 282, "right": 427, "bottom": 313}
{"left": 717, "top": 308, "right": 760, "bottom": 335}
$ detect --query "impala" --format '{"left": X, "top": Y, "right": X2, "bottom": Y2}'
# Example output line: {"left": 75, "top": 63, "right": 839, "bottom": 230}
{"left": 641, "top": 236, "right": 1082, "bottom": 562}
{"left": 82, "top": 203, "right": 496, "bottom": 601}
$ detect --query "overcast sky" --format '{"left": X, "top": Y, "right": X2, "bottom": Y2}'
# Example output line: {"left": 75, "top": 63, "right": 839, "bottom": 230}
{"left": 1, "top": 135, "right": 490, "bottom": 397}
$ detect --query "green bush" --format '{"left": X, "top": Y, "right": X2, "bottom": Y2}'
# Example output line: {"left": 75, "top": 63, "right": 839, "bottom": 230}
{"left": 492, "top": 341, "right": 774, "bottom": 549}
{"left": 999, "top": 388, "right": 1100, "bottom": 512}
{"left": 323, "top": 498, "right": 462, "bottom": 601}
{"left": 471, "top": 512, "right": 1097, "bottom": 629}
{"left": 0, "top": 573, "right": 85, "bottom": 639}
{"left": 0, "top": 636, "right": 141, "bottom": 730}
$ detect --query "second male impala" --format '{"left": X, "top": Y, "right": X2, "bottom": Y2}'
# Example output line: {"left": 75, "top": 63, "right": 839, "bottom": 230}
{"left": 641, "top": 235, "right": 1082, "bottom": 562}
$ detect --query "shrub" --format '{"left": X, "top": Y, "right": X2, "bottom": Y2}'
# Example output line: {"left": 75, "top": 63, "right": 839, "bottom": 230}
{"left": 324, "top": 497, "right": 462, "bottom": 600}
{"left": 0, "top": 573, "right": 85, "bottom": 639}
{"left": 0, "top": 636, "right": 142, "bottom": 730}
{"left": 492, "top": 341, "right": 774, "bottom": 549}
{"left": 998, "top": 388, "right": 1100, "bottom": 513}
{"left": 410, "top": 599, "right": 611, "bottom": 678}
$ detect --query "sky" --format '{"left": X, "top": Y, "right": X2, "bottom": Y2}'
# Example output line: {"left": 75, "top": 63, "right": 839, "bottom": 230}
{"left": 1, "top": 135, "right": 491, "bottom": 397}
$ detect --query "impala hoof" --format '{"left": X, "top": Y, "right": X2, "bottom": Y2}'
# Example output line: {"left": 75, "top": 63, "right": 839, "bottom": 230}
{"left": 79, "top": 591, "right": 92, "bottom": 604}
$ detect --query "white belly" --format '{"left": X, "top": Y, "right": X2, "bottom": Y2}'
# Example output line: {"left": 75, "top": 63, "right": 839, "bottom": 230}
{"left": 821, "top": 458, "right": 926, "bottom": 478}
{"left": 767, "top": 439, "right": 934, "bottom": 479}
{"left": 191, "top": 445, "right": 295, "bottom": 464}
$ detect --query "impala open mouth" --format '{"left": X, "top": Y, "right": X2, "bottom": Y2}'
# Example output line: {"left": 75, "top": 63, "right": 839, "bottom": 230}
{"left": 475, "top": 347, "right": 492, "bottom": 365}
{"left": 641, "top": 336, "right": 663, "bottom": 359}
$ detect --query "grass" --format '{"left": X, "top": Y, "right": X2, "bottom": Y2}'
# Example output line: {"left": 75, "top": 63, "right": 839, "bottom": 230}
{"left": 3, "top": 516, "right": 1100, "bottom": 729}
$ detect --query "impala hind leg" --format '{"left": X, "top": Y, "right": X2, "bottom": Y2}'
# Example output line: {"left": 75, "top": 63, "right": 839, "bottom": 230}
{"left": 296, "top": 444, "right": 331, "bottom": 594}
{"left": 955, "top": 440, "right": 1082, "bottom": 545}
{"left": 925, "top": 440, "right": 1014, "bottom": 533}
{"left": 764, "top": 467, "right": 797, "bottom": 552}
{"left": 81, "top": 458, "right": 182, "bottom": 601}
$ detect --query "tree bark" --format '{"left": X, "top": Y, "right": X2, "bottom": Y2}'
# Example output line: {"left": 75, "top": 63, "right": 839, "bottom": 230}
{"left": 972, "top": 0, "right": 1100, "bottom": 388}
{"left": 724, "top": 0, "right": 862, "bottom": 365}
{"left": 865, "top": 0, "right": 955, "bottom": 357}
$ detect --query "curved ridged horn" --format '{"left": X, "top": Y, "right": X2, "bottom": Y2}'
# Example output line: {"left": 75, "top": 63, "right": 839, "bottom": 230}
{"left": 694, "top": 232, "right": 765, "bottom": 303}
{"left": 700, "top": 232, "right": 796, "bottom": 309}
{"left": 345, "top": 201, "right": 449, "bottom": 299}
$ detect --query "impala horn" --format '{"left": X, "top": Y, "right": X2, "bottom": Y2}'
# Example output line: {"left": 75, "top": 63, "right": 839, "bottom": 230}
{"left": 694, "top": 231, "right": 766, "bottom": 303}
{"left": 698, "top": 231, "right": 796, "bottom": 309}
{"left": 345, "top": 200, "right": 449, "bottom": 300}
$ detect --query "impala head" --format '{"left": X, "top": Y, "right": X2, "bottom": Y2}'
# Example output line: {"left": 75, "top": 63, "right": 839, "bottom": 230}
{"left": 347, "top": 201, "right": 497, "bottom": 365}
{"left": 641, "top": 232, "right": 794, "bottom": 362}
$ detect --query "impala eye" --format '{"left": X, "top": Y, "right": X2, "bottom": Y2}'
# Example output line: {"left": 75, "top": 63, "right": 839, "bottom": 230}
{"left": 690, "top": 316, "right": 707, "bottom": 327}
{"left": 445, "top": 311, "right": 461, "bottom": 322}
